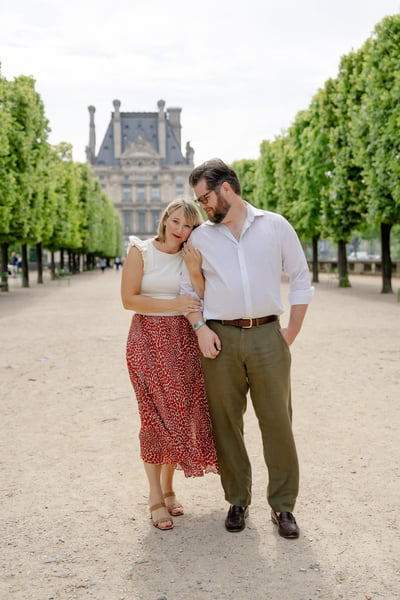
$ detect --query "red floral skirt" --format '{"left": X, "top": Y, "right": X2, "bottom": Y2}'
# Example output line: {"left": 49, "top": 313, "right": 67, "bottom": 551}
{"left": 126, "top": 314, "right": 219, "bottom": 477}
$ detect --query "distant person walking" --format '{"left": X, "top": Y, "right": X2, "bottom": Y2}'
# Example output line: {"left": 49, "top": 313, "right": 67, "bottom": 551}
{"left": 99, "top": 258, "right": 107, "bottom": 273}
{"left": 114, "top": 256, "right": 122, "bottom": 270}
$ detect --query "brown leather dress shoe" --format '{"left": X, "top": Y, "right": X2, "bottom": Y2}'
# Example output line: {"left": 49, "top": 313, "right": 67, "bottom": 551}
{"left": 271, "top": 510, "right": 299, "bottom": 538}
{"left": 225, "top": 505, "right": 249, "bottom": 532}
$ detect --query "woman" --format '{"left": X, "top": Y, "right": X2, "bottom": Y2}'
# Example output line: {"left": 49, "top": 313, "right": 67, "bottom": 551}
{"left": 121, "top": 199, "right": 218, "bottom": 531}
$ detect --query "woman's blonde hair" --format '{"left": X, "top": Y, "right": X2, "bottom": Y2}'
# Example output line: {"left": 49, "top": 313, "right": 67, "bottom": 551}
{"left": 155, "top": 198, "right": 204, "bottom": 243}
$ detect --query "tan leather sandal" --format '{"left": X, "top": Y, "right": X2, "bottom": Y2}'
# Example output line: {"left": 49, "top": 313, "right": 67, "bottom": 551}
{"left": 162, "top": 491, "right": 184, "bottom": 516}
{"left": 149, "top": 502, "right": 174, "bottom": 530}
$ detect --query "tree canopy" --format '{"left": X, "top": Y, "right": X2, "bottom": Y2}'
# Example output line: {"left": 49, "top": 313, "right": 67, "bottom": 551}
{"left": 249, "top": 14, "right": 400, "bottom": 292}
{"left": 0, "top": 71, "right": 122, "bottom": 290}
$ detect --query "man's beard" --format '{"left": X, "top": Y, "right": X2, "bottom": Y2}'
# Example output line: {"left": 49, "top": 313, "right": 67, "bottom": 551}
{"left": 208, "top": 193, "right": 231, "bottom": 223}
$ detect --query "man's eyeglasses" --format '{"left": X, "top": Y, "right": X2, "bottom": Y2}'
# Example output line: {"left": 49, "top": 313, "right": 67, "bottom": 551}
{"left": 195, "top": 190, "right": 213, "bottom": 206}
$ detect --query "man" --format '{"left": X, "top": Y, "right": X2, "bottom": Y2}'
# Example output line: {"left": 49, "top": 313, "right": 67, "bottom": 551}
{"left": 181, "top": 159, "right": 313, "bottom": 538}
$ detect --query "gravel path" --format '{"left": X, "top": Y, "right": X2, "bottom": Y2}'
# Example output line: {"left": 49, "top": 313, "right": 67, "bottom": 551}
{"left": 1, "top": 269, "right": 399, "bottom": 600}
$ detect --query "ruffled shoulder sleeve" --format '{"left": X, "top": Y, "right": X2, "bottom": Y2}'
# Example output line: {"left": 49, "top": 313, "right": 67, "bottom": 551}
{"left": 128, "top": 235, "right": 146, "bottom": 254}
{"left": 127, "top": 236, "right": 153, "bottom": 272}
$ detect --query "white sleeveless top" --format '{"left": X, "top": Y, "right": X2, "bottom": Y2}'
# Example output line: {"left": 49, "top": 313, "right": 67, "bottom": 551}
{"left": 128, "top": 236, "right": 183, "bottom": 316}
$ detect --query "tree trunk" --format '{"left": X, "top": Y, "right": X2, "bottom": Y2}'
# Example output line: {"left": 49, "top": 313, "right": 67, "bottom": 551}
{"left": 21, "top": 244, "right": 29, "bottom": 288}
{"left": 311, "top": 235, "right": 319, "bottom": 283}
{"left": 337, "top": 240, "right": 351, "bottom": 287}
{"left": 72, "top": 253, "right": 80, "bottom": 273}
{"left": 50, "top": 251, "right": 56, "bottom": 280}
{"left": 1, "top": 242, "right": 9, "bottom": 292}
{"left": 60, "top": 248, "right": 64, "bottom": 270}
{"left": 380, "top": 222, "right": 392, "bottom": 294}
{"left": 36, "top": 242, "right": 43, "bottom": 284}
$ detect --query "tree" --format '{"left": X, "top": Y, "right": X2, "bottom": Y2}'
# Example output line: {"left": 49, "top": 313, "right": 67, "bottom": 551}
{"left": 313, "top": 77, "right": 361, "bottom": 287}
{"left": 3, "top": 75, "right": 50, "bottom": 287}
{"left": 47, "top": 143, "right": 83, "bottom": 273}
{"left": 254, "top": 139, "right": 279, "bottom": 211}
{"left": 325, "top": 51, "right": 367, "bottom": 287}
{"left": 231, "top": 159, "right": 257, "bottom": 205}
{"left": 352, "top": 15, "right": 400, "bottom": 293}
{"left": 273, "top": 134, "right": 298, "bottom": 219}
{"left": 286, "top": 107, "right": 327, "bottom": 283}
{"left": 77, "top": 162, "right": 99, "bottom": 266}
{"left": 0, "top": 69, "right": 17, "bottom": 291}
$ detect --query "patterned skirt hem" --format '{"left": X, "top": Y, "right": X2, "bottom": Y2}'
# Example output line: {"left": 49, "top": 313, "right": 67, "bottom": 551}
{"left": 141, "top": 456, "right": 219, "bottom": 478}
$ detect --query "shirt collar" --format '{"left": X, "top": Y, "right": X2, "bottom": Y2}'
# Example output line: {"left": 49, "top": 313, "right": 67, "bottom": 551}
{"left": 246, "top": 202, "right": 265, "bottom": 219}
{"left": 203, "top": 201, "right": 264, "bottom": 229}
{"left": 241, "top": 202, "right": 262, "bottom": 236}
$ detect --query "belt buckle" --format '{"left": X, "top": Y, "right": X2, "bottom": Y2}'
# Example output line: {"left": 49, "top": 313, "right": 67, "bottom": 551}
{"left": 242, "top": 318, "right": 253, "bottom": 329}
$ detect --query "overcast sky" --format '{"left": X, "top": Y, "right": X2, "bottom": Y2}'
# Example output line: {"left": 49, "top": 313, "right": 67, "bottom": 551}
{"left": 1, "top": 0, "right": 399, "bottom": 167}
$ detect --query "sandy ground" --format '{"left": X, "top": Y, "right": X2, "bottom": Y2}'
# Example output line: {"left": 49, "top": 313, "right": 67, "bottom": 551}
{"left": 1, "top": 268, "right": 399, "bottom": 600}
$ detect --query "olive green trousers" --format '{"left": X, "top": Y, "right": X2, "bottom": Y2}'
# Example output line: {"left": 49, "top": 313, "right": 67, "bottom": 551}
{"left": 201, "top": 319, "right": 299, "bottom": 511}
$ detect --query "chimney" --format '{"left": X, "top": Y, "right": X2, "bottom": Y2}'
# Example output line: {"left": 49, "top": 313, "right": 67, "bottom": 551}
{"left": 157, "top": 99, "right": 166, "bottom": 159}
{"left": 86, "top": 105, "right": 96, "bottom": 163}
{"left": 167, "top": 107, "right": 182, "bottom": 148}
{"left": 113, "top": 99, "right": 122, "bottom": 159}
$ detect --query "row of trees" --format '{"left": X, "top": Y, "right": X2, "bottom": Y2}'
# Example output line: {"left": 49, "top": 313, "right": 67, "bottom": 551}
{"left": 0, "top": 72, "right": 122, "bottom": 291}
{"left": 233, "top": 14, "right": 400, "bottom": 293}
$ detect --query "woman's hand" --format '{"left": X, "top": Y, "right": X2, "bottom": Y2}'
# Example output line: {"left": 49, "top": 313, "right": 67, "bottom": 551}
{"left": 174, "top": 294, "right": 202, "bottom": 313}
{"left": 182, "top": 240, "right": 205, "bottom": 299}
{"left": 182, "top": 240, "right": 202, "bottom": 273}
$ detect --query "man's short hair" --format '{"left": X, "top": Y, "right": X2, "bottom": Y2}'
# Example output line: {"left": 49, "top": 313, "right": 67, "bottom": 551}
{"left": 189, "top": 158, "right": 241, "bottom": 195}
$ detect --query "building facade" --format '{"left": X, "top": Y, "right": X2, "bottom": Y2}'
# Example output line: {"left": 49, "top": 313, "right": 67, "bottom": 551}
{"left": 87, "top": 99, "right": 195, "bottom": 251}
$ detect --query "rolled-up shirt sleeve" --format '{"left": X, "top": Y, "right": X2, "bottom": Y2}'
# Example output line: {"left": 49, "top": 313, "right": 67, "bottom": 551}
{"left": 281, "top": 219, "right": 314, "bottom": 306}
{"left": 288, "top": 283, "right": 314, "bottom": 306}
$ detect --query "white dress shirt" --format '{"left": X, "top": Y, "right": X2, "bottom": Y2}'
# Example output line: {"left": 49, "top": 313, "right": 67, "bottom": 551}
{"left": 180, "top": 203, "right": 313, "bottom": 320}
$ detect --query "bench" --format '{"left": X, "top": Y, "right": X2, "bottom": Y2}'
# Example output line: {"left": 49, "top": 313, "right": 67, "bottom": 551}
{"left": 56, "top": 269, "right": 72, "bottom": 285}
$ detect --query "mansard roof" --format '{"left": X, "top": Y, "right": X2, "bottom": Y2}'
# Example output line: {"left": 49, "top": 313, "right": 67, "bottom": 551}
{"left": 94, "top": 110, "right": 186, "bottom": 167}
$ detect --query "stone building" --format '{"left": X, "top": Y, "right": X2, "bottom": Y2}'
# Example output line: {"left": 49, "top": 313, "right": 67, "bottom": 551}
{"left": 86, "top": 99, "right": 195, "bottom": 251}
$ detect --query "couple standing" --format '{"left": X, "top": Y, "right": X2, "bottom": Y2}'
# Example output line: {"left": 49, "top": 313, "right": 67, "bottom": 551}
{"left": 121, "top": 159, "right": 313, "bottom": 537}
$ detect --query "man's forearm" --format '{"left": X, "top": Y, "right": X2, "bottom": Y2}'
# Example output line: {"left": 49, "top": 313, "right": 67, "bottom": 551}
{"left": 281, "top": 304, "right": 308, "bottom": 346}
{"left": 186, "top": 310, "right": 204, "bottom": 327}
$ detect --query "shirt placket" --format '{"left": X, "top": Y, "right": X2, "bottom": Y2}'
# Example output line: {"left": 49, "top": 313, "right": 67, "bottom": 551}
{"left": 220, "top": 217, "right": 254, "bottom": 318}
{"left": 237, "top": 241, "right": 253, "bottom": 317}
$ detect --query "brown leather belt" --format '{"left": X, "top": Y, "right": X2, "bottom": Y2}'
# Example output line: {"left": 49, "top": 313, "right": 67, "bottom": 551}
{"left": 211, "top": 315, "right": 278, "bottom": 329}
